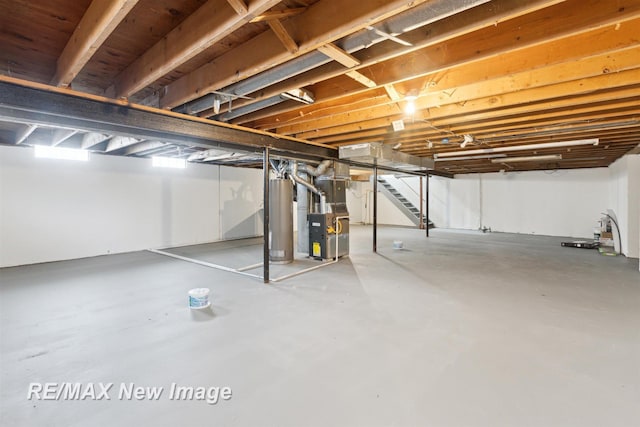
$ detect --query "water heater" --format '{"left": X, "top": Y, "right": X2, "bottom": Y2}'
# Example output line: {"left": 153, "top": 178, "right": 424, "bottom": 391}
{"left": 269, "top": 178, "right": 293, "bottom": 263}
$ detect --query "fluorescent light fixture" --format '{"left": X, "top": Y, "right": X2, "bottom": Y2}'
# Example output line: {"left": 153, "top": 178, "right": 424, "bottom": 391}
{"left": 491, "top": 154, "right": 562, "bottom": 163}
{"left": 435, "top": 154, "right": 507, "bottom": 162}
{"left": 152, "top": 156, "right": 186, "bottom": 169}
{"left": 34, "top": 145, "right": 88, "bottom": 161}
{"left": 437, "top": 138, "right": 599, "bottom": 158}
{"left": 281, "top": 88, "right": 315, "bottom": 104}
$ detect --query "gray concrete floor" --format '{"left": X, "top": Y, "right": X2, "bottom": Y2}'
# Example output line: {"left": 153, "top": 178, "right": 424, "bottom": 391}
{"left": 1, "top": 226, "right": 639, "bottom": 427}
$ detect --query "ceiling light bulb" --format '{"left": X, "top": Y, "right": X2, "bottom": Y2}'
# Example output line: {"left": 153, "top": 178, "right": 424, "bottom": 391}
{"left": 405, "top": 99, "right": 416, "bottom": 115}
{"left": 393, "top": 143, "right": 402, "bottom": 150}
{"left": 460, "top": 140, "right": 468, "bottom": 148}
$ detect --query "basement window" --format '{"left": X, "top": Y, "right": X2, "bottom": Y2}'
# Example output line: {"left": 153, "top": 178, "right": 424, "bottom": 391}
{"left": 34, "top": 145, "right": 88, "bottom": 161}
{"left": 152, "top": 156, "right": 186, "bottom": 169}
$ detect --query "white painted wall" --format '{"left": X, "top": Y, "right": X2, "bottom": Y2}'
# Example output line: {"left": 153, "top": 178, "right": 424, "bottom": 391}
{"left": 355, "top": 168, "right": 611, "bottom": 236}
{"left": 480, "top": 169, "right": 610, "bottom": 238}
{"left": 350, "top": 160, "right": 639, "bottom": 259}
{"left": 429, "top": 174, "right": 482, "bottom": 230}
{"left": 608, "top": 155, "right": 640, "bottom": 258}
{"left": 2, "top": 143, "right": 636, "bottom": 267}
{"left": 0, "top": 146, "right": 263, "bottom": 267}
{"left": 345, "top": 179, "right": 414, "bottom": 226}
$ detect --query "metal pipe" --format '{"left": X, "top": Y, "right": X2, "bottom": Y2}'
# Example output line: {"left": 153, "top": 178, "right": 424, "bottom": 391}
{"left": 148, "top": 249, "right": 263, "bottom": 280}
{"left": 263, "top": 147, "right": 270, "bottom": 283}
{"left": 290, "top": 162, "right": 320, "bottom": 195}
{"left": 290, "top": 162, "right": 327, "bottom": 213}
{"left": 419, "top": 175, "right": 424, "bottom": 230}
{"left": 295, "top": 170, "right": 310, "bottom": 254}
{"left": 373, "top": 166, "right": 378, "bottom": 253}
{"left": 236, "top": 262, "right": 263, "bottom": 272}
{"left": 426, "top": 173, "right": 430, "bottom": 238}
{"left": 269, "top": 159, "right": 279, "bottom": 173}
{"left": 299, "top": 160, "right": 332, "bottom": 177}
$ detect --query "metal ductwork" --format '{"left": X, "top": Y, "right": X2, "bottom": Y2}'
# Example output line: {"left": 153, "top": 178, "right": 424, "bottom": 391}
{"left": 298, "top": 159, "right": 333, "bottom": 177}
{"left": 286, "top": 160, "right": 351, "bottom": 260}
{"left": 174, "top": 0, "right": 491, "bottom": 117}
{"left": 290, "top": 161, "right": 327, "bottom": 213}
{"left": 339, "top": 142, "right": 435, "bottom": 171}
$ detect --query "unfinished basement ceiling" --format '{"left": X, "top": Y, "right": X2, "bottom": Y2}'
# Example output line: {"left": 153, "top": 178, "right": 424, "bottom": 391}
{"left": 0, "top": 0, "right": 639, "bottom": 173}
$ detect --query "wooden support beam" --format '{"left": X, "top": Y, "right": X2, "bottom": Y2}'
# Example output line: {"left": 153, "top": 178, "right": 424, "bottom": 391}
{"left": 226, "top": 0, "right": 247, "bottom": 15}
{"left": 345, "top": 70, "right": 377, "bottom": 88}
{"left": 233, "top": 91, "right": 389, "bottom": 125}
{"left": 274, "top": 28, "right": 640, "bottom": 136}
{"left": 205, "top": 0, "right": 568, "bottom": 119}
{"left": 384, "top": 84, "right": 401, "bottom": 102}
{"left": 317, "top": 43, "right": 360, "bottom": 68}
{"left": 52, "top": 0, "right": 139, "bottom": 87}
{"left": 268, "top": 19, "right": 298, "bottom": 53}
{"left": 250, "top": 7, "right": 307, "bottom": 22}
{"left": 160, "top": 0, "right": 432, "bottom": 108}
{"left": 14, "top": 124, "right": 38, "bottom": 144}
{"left": 108, "top": 0, "right": 281, "bottom": 98}
{"left": 248, "top": 0, "right": 640, "bottom": 131}
{"left": 390, "top": 109, "right": 640, "bottom": 151}
{"left": 295, "top": 68, "right": 640, "bottom": 140}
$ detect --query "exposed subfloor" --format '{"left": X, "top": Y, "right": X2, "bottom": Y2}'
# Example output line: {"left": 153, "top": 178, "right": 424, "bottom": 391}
{"left": 1, "top": 226, "right": 639, "bottom": 427}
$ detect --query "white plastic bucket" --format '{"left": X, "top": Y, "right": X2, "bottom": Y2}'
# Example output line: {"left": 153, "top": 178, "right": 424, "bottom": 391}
{"left": 393, "top": 240, "right": 404, "bottom": 249}
{"left": 188, "top": 288, "right": 210, "bottom": 309}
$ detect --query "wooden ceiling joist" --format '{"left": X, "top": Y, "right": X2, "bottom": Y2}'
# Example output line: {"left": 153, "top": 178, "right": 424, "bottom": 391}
{"left": 226, "top": 0, "right": 248, "bottom": 15}
{"left": 241, "top": 2, "right": 640, "bottom": 131}
{"left": 250, "top": 7, "right": 307, "bottom": 23}
{"left": 275, "top": 40, "right": 640, "bottom": 137}
{"left": 2, "top": 0, "right": 639, "bottom": 173}
{"left": 317, "top": 43, "right": 361, "bottom": 68}
{"left": 345, "top": 70, "right": 377, "bottom": 88}
{"left": 159, "top": 0, "right": 432, "bottom": 108}
{"left": 384, "top": 84, "right": 401, "bottom": 102}
{"left": 312, "top": 86, "right": 640, "bottom": 145}
{"left": 268, "top": 19, "right": 299, "bottom": 53}
{"left": 51, "top": 0, "right": 139, "bottom": 88}
{"left": 209, "top": 0, "right": 568, "bottom": 118}
{"left": 108, "top": 0, "right": 281, "bottom": 99}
